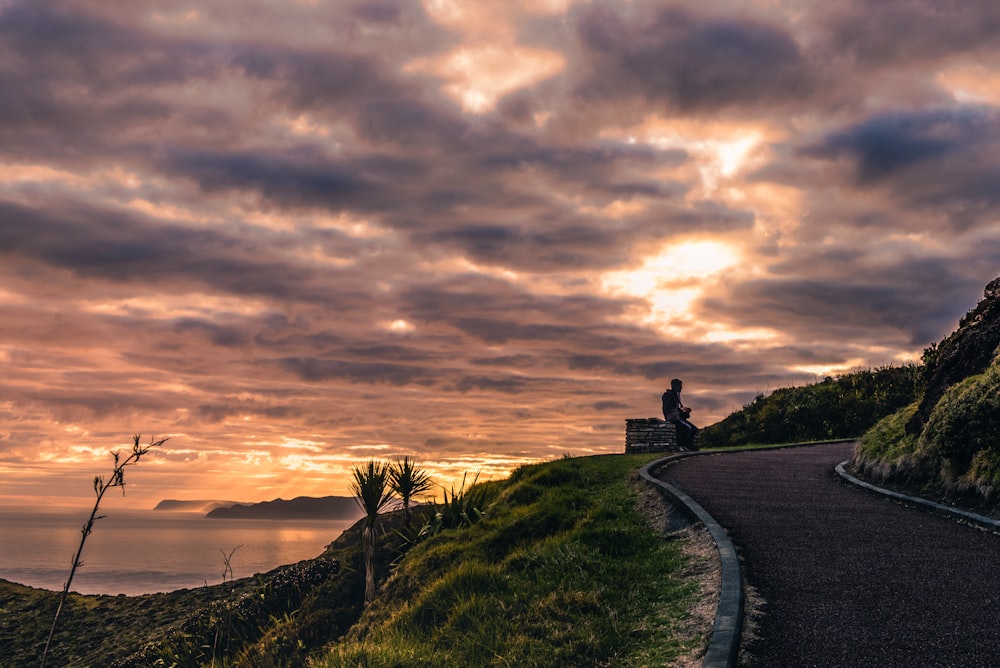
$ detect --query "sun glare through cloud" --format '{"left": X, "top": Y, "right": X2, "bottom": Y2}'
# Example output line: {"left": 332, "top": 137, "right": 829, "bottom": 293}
{"left": 407, "top": 45, "right": 565, "bottom": 114}
{"left": 413, "top": 0, "right": 567, "bottom": 113}
{"left": 659, "top": 133, "right": 764, "bottom": 194}
{"left": 601, "top": 240, "right": 742, "bottom": 331}
{"left": 937, "top": 65, "right": 1000, "bottom": 105}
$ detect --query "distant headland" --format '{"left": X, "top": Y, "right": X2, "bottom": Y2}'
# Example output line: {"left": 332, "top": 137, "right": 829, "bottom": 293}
{"left": 203, "top": 496, "right": 362, "bottom": 520}
{"left": 155, "top": 496, "right": 362, "bottom": 520}
{"left": 153, "top": 499, "right": 238, "bottom": 513}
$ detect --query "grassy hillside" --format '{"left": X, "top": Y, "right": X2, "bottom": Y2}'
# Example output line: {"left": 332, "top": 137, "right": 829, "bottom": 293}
{"left": 699, "top": 364, "right": 923, "bottom": 448}
{"left": 0, "top": 553, "right": 352, "bottom": 667}
{"left": 854, "top": 356, "right": 1000, "bottom": 508}
{"left": 309, "top": 454, "right": 709, "bottom": 667}
{"left": 1, "top": 453, "right": 713, "bottom": 666}
{"left": 852, "top": 277, "right": 1000, "bottom": 510}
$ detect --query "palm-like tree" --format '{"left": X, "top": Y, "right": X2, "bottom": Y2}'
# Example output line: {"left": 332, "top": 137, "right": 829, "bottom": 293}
{"left": 389, "top": 456, "right": 432, "bottom": 521}
{"left": 349, "top": 459, "right": 396, "bottom": 604}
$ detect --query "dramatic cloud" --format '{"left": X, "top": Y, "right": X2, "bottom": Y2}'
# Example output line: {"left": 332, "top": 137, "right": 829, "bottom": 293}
{"left": 1, "top": 0, "right": 998, "bottom": 506}
{"left": 573, "top": 4, "right": 814, "bottom": 112}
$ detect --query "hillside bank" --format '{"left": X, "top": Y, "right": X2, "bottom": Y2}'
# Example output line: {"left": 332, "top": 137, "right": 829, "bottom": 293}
{"left": 1, "top": 453, "right": 715, "bottom": 667}
{"left": 854, "top": 276, "right": 1000, "bottom": 513}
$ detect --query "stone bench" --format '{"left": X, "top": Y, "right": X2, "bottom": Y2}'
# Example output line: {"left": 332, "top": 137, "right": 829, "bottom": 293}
{"left": 625, "top": 418, "right": 694, "bottom": 453}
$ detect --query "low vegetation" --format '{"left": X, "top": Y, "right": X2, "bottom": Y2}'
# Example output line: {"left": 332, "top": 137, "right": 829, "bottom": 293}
{"left": 853, "top": 278, "right": 1000, "bottom": 511}
{"left": 3, "top": 453, "right": 709, "bottom": 666}
{"left": 0, "top": 576, "right": 259, "bottom": 667}
{"left": 855, "top": 357, "right": 1000, "bottom": 508}
{"left": 312, "top": 454, "right": 705, "bottom": 668}
{"left": 699, "top": 364, "right": 924, "bottom": 448}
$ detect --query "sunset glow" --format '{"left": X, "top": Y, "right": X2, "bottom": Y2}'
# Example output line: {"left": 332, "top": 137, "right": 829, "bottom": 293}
{"left": 1, "top": 0, "right": 997, "bottom": 508}
{"left": 601, "top": 240, "right": 742, "bottom": 329}
{"left": 410, "top": 45, "right": 565, "bottom": 113}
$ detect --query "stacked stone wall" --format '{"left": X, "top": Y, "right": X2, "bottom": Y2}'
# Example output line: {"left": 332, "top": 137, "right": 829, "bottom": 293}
{"left": 625, "top": 418, "right": 680, "bottom": 453}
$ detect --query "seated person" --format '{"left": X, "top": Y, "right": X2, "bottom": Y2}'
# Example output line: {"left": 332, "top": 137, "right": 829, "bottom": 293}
{"left": 661, "top": 378, "right": 698, "bottom": 450}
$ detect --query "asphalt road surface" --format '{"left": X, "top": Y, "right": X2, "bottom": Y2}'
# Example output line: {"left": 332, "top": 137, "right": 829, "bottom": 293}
{"left": 660, "top": 442, "right": 1000, "bottom": 668}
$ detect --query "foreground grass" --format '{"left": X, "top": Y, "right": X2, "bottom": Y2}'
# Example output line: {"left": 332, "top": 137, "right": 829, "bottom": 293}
{"left": 1, "top": 453, "right": 712, "bottom": 665}
{"left": 0, "top": 576, "right": 260, "bottom": 666}
{"left": 313, "top": 453, "right": 706, "bottom": 667}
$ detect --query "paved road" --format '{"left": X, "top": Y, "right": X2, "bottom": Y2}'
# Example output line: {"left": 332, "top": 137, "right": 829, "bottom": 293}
{"left": 660, "top": 442, "right": 1000, "bottom": 668}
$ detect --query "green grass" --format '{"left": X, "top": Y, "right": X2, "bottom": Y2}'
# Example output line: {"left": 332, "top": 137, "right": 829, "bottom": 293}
{"left": 311, "top": 453, "right": 707, "bottom": 668}
{"left": 0, "top": 576, "right": 261, "bottom": 667}
{"left": 921, "top": 362, "right": 1000, "bottom": 467}
{"left": 1, "top": 453, "right": 714, "bottom": 666}
{"left": 856, "top": 402, "right": 919, "bottom": 459}
{"left": 852, "top": 360, "right": 1000, "bottom": 509}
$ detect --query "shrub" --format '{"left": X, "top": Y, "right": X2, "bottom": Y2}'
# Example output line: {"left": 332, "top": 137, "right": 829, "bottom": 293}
{"left": 961, "top": 448, "right": 1000, "bottom": 500}
{"left": 701, "top": 364, "right": 924, "bottom": 447}
{"left": 920, "top": 363, "right": 1000, "bottom": 473}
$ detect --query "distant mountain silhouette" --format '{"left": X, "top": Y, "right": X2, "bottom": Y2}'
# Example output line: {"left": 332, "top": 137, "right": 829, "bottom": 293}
{"left": 205, "top": 496, "right": 362, "bottom": 520}
{"left": 154, "top": 499, "right": 238, "bottom": 512}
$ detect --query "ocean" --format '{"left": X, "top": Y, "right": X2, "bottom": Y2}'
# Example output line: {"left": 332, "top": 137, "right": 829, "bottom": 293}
{"left": 0, "top": 506, "right": 359, "bottom": 596}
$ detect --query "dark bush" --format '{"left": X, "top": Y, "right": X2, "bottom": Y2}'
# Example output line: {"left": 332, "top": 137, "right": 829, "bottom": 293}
{"left": 700, "top": 364, "right": 924, "bottom": 447}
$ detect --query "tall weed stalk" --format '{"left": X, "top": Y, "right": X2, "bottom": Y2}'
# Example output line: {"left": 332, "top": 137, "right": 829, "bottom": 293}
{"left": 40, "top": 434, "right": 166, "bottom": 668}
{"left": 211, "top": 545, "right": 243, "bottom": 665}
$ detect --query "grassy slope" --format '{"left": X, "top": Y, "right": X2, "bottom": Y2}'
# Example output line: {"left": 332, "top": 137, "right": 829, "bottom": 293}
{"left": 311, "top": 453, "right": 706, "bottom": 668}
{"left": 854, "top": 357, "right": 1000, "bottom": 509}
{"left": 0, "top": 453, "right": 712, "bottom": 666}
{"left": 852, "top": 280, "right": 1000, "bottom": 510}
{"left": 0, "top": 576, "right": 259, "bottom": 666}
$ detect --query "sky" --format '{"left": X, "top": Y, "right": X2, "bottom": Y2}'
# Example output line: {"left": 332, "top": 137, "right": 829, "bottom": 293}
{"left": 2, "top": 0, "right": 999, "bottom": 507}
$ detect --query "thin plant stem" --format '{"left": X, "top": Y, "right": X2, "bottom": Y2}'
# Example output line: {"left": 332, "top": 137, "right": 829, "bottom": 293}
{"left": 40, "top": 434, "right": 167, "bottom": 668}
{"left": 212, "top": 544, "right": 243, "bottom": 665}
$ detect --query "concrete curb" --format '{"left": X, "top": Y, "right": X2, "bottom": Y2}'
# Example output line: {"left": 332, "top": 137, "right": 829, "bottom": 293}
{"left": 639, "top": 453, "right": 743, "bottom": 668}
{"left": 834, "top": 460, "right": 1000, "bottom": 532}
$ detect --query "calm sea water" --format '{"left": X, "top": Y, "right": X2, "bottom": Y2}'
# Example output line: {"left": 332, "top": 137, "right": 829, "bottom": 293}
{"left": 0, "top": 506, "right": 359, "bottom": 596}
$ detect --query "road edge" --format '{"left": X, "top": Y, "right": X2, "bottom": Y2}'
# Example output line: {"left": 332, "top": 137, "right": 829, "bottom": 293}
{"left": 835, "top": 460, "right": 1000, "bottom": 531}
{"left": 639, "top": 453, "right": 742, "bottom": 668}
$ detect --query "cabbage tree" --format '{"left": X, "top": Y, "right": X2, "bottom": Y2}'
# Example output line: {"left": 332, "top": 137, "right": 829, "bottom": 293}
{"left": 349, "top": 460, "right": 396, "bottom": 604}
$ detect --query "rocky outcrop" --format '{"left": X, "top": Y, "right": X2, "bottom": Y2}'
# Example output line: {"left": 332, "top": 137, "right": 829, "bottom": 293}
{"left": 906, "top": 276, "right": 1000, "bottom": 436}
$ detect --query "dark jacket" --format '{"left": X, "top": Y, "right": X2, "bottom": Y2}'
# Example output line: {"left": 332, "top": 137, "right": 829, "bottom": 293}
{"left": 662, "top": 389, "right": 684, "bottom": 422}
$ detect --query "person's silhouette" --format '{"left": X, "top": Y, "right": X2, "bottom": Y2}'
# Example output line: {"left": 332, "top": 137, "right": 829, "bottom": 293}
{"left": 661, "top": 378, "right": 698, "bottom": 450}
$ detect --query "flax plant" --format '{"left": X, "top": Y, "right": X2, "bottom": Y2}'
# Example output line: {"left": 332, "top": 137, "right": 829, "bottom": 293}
{"left": 40, "top": 434, "right": 167, "bottom": 668}
{"left": 349, "top": 460, "right": 396, "bottom": 605}
{"left": 424, "top": 471, "right": 487, "bottom": 536}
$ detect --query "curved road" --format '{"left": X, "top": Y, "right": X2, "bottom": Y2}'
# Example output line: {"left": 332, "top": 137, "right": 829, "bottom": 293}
{"left": 660, "top": 442, "right": 1000, "bottom": 668}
